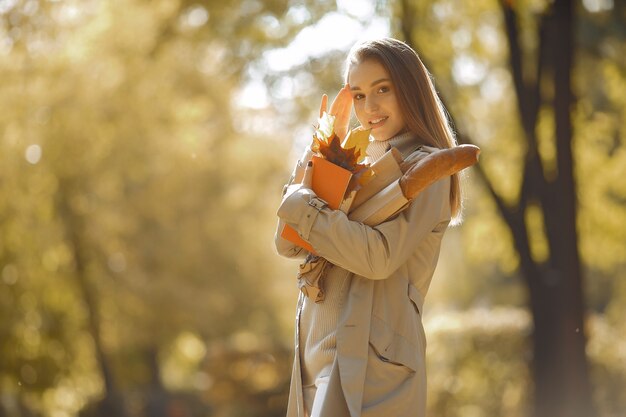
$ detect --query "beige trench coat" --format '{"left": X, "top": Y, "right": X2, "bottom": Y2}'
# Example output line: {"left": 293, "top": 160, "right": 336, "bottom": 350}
{"left": 275, "top": 147, "right": 451, "bottom": 417}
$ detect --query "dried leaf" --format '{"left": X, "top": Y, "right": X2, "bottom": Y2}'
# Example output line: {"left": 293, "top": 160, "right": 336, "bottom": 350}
{"left": 317, "top": 133, "right": 369, "bottom": 195}
{"left": 311, "top": 112, "right": 372, "bottom": 196}
{"left": 318, "top": 134, "right": 354, "bottom": 171}
{"left": 311, "top": 133, "right": 322, "bottom": 154}
{"left": 342, "top": 126, "right": 371, "bottom": 164}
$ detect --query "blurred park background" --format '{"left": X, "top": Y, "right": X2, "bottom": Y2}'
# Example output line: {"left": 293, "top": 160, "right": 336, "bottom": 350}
{"left": 0, "top": 0, "right": 625, "bottom": 416}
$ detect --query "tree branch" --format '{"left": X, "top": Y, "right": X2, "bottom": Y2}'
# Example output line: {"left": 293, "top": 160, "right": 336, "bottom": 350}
{"left": 500, "top": 0, "right": 532, "bottom": 136}
{"left": 401, "top": 2, "right": 539, "bottom": 288}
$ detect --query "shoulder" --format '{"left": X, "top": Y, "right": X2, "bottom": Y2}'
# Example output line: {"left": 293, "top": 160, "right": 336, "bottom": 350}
{"left": 407, "top": 144, "right": 439, "bottom": 157}
{"left": 403, "top": 174, "right": 451, "bottom": 224}
{"left": 400, "top": 144, "right": 440, "bottom": 169}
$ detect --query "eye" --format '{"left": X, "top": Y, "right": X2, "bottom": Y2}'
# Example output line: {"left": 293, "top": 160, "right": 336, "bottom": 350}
{"left": 353, "top": 93, "right": 365, "bottom": 101}
{"left": 377, "top": 86, "right": 390, "bottom": 94}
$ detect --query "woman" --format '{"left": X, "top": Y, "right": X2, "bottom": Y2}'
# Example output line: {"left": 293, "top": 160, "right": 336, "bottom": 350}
{"left": 275, "top": 38, "right": 462, "bottom": 417}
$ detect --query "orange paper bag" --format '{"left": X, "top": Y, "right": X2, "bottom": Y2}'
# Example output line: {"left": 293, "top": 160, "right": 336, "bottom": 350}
{"left": 281, "top": 156, "right": 353, "bottom": 254}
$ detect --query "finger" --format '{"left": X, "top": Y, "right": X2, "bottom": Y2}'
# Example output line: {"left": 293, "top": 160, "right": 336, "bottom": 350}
{"left": 338, "top": 91, "right": 352, "bottom": 117}
{"left": 340, "top": 84, "right": 352, "bottom": 110}
{"left": 339, "top": 96, "right": 353, "bottom": 122}
{"left": 319, "top": 94, "right": 328, "bottom": 118}
{"left": 328, "top": 86, "right": 343, "bottom": 115}
{"left": 329, "top": 85, "right": 350, "bottom": 115}
{"left": 331, "top": 86, "right": 353, "bottom": 138}
{"left": 302, "top": 160, "right": 314, "bottom": 189}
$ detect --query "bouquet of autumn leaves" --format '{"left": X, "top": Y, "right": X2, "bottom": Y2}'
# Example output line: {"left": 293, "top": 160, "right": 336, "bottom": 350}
{"left": 282, "top": 111, "right": 480, "bottom": 302}
{"left": 278, "top": 113, "right": 371, "bottom": 253}
{"left": 311, "top": 111, "right": 372, "bottom": 199}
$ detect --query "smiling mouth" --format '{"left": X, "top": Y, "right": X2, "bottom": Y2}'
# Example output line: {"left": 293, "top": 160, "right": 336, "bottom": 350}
{"left": 369, "top": 116, "right": 388, "bottom": 127}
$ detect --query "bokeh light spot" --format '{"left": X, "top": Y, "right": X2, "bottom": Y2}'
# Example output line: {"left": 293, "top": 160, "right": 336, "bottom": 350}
{"left": 25, "top": 144, "right": 42, "bottom": 164}
{"left": 2, "top": 264, "right": 19, "bottom": 285}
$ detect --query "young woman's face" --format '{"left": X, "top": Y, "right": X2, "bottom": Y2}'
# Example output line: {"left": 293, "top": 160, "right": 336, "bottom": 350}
{"left": 348, "top": 59, "right": 406, "bottom": 142}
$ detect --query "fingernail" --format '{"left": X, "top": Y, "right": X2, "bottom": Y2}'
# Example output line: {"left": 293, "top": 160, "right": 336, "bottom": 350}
{"left": 307, "top": 161, "right": 313, "bottom": 167}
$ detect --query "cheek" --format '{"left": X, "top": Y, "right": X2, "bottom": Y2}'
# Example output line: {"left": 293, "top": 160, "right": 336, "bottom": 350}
{"left": 389, "top": 99, "right": 404, "bottom": 122}
{"left": 353, "top": 103, "right": 366, "bottom": 124}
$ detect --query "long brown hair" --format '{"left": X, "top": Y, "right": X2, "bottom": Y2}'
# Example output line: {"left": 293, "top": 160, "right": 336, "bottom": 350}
{"left": 345, "top": 38, "right": 463, "bottom": 223}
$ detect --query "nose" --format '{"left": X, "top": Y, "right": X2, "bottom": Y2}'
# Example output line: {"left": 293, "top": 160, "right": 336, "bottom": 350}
{"left": 364, "top": 95, "right": 379, "bottom": 113}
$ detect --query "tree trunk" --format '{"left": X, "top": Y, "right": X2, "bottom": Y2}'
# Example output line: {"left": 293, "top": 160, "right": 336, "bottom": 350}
{"left": 530, "top": 1, "right": 594, "bottom": 416}
{"left": 398, "top": 0, "right": 596, "bottom": 415}
{"left": 496, "top": 1, "right": 595, "bottom": 415}
{"left": 145, "top": 346, "right": 169, "bottom": 417}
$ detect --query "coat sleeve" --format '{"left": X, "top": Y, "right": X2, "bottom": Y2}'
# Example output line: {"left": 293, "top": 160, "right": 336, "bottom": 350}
{"left": 276, "top": 177, "right": 451, "bottom": 279}
{"left": 274, "top": 218, "right": 307, "bottom": 259}
{"left": 273, "top": 147, "right": 315, "bottom": 259}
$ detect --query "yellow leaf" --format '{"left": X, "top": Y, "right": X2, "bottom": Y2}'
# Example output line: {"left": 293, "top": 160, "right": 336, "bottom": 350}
{"left": 342, "top": 126, "right": 371, "bottom": 163}
{"left": 315, "top": 112, "right": 336, "bottom": 142}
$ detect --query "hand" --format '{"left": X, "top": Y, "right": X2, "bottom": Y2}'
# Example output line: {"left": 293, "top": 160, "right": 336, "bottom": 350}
{"left": 283, "top": 160, "right": 314, "bottom": 201}
{"left": 277, "top": 158, "right": 319, "bottom": 226}
{"left": 319, "top": 84, "right": 353, "bottom": 140}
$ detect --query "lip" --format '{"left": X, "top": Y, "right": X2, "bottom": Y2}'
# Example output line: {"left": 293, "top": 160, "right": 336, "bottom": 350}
{"left": 368, "top": 116, "right": 388, "bottom": 128}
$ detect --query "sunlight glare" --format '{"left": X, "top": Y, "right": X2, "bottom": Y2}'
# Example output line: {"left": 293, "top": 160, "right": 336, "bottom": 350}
{"left": 25, "top": 144, "right": 42, "bottom": 164}
{"left": 286, "top": 5, "right": 310, "bottom": 25}
{"left": 185, "top": 5, "right": 209, "bottom": 28}
{"left": 451, "top": 28, "right": 471, "bottom": 50}
{"left": 235, "top": 79, "right": 270, "bottom": 109}
{"left": 480, "top": 68, "right": 508, "bottom": 102}
{"left": 54, "top": 4, "right": 82, "bottom": 25}
{"left": 582, "top": 0, "right": 613, "bottom": 12}
{"left": 0, "top": 0, "right": 18, "bottom": 14}
{"left": 337, "top": 0, "right": 375, "bottom": 20}
{"left": 452, "top": 54, "right": 487, "bottom": 86}
{"left": 263, "top": 12, "right": 389, "bottom": 72}
{"left": 263, "top": 13, "right": 359, "bottom": 72}
{"left": 237, "top": 11, "right": 389, "bottom": 110}
{"left": 177, "top": 332, "right": 207, "bottom": 362}
{"left": 23, "top": 0, "right": 39, "bottom": 16}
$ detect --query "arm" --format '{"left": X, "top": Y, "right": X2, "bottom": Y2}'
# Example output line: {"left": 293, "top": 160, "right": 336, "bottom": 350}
{"left": 277, "top": 177, "right": 451, "bottom": 279}
{"left": 273, "top": 147, "right": 315, "bottom": 259}
{"left": 275, "top": 86, "right": 355, "bottom": 259}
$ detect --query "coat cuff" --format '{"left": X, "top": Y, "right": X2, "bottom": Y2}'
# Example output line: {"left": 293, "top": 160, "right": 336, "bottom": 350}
{"left": 277, "top": 187, "right": 328, "bottom": 241}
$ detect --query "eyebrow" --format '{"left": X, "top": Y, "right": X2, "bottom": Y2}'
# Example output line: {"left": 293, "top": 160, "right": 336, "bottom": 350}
{"left": 350, "top": 78, "right": 390, "bottom": 91}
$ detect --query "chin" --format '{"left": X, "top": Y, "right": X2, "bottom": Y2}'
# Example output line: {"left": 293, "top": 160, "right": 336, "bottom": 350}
{"left": 372, "top": 131, "right": 393, "bottom": 142}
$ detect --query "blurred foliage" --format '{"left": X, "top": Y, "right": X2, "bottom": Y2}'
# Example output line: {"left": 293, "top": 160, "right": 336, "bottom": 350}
{"left": 424, "top": 307, "right": 626, "bottom": 417}
{"left": 0, "top": 0, "right": 301, "bottom": 415}
{"left": 0, "top": 0, "right": 624, "bottom": 416}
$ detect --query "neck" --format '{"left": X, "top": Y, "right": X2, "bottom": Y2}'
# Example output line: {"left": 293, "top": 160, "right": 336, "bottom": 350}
{"left": 366, "top": 131, "right": 420, "bottom": 162}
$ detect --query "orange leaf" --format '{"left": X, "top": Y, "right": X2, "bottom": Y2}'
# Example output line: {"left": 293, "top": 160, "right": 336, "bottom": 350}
{"left": 317, "top": 133, "right": 369, "bottom": 195}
